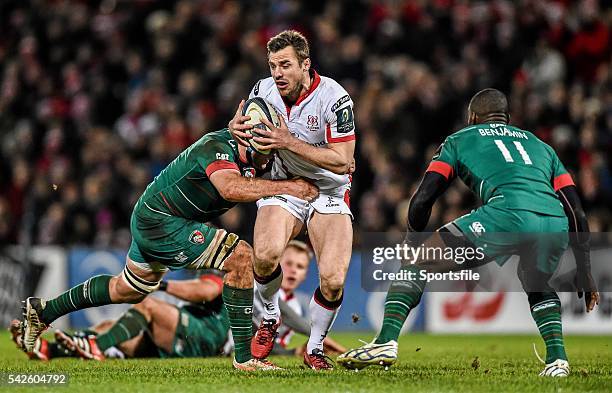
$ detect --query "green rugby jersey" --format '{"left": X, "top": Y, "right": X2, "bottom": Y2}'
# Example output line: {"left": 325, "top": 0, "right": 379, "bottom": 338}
{"left": 427, "top": 123, "right": 574, "bottom": 217}
{"left": 134, "top": 129, "right": 250, "bottom": 222}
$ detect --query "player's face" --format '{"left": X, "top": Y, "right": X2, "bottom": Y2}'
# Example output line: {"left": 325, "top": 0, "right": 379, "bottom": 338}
{"left": 251, "top": 150, "right": 273, "bottom": 171}
{"left": 280, "top": 248, "right": 309, "bottom": 293}
{"left": 238, "top": 144, "right": 272, "bottom": 171}
{"left": 268, "top": 47, "right": 309, "bottom": 101}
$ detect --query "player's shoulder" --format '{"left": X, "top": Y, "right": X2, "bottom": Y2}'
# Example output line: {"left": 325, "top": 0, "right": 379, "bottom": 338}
{"left": 318, "top": 75, "right": 350, "bottom": 97}
{"left": 192, "top": 129, "right": 236, "bottom": 155}
{"left": 317, "top": 75, "right": 352, "bottom": 113}
{"left": 446, "top": 124, "right": 481, "bottom": 142}
{"left": 250, "top": 77, "right": 276, "bottom": 97}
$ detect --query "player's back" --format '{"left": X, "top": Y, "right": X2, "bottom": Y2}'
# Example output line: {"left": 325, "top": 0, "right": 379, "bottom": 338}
{"left": 441, "top": 123, "right": 566, "bottom": 217}
{"left": 134, "top": 129, "right": 238, "bottom": 222}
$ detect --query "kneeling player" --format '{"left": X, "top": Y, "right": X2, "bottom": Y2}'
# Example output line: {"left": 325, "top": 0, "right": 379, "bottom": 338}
{"left": 337, "top": 89, "right": 599, "bottom": 377}
{"left": 19, "top": 127, "right": 318, "bottom": 371}
{"left": 11, "top": 272, "right": 228, "bottom": 361}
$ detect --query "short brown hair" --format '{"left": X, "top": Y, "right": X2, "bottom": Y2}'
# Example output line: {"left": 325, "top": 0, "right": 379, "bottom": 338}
{"left": 267, "top": 30, "right": 310, "bottom": 64}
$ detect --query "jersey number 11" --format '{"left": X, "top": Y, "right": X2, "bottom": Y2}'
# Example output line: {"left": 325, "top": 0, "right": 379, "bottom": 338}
{"left": 493, "top": 140, "right": 532, "bottom": 165}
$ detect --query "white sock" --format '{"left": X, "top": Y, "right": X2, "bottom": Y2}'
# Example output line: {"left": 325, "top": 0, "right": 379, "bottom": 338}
{"left": 306, "top": 290, "right": 341, "bottom": 354}
{"left": 254, "top": 266, "right": 283, "bottom": 322}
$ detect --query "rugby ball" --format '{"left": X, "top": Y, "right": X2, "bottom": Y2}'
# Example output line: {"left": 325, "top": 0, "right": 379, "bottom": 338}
{"left": 241, "top": 97, "right": 281, "bottom": 154}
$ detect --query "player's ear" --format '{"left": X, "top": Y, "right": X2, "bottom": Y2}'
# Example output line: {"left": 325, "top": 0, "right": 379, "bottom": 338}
{"left": 467, "top": 111, "right": 476, "bottom": 125}
{"left": 302, "top": 58, "right": 311, "bottom": 72}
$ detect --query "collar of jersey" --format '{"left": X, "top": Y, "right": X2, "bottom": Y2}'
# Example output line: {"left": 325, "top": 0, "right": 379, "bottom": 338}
{"left": 284, "top": 69, "right": 321, "bottom": 109}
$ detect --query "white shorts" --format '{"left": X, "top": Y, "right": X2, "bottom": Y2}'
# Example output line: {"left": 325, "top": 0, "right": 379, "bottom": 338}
{"left": 256, "top": 184, "right": 352, "bottom": 224}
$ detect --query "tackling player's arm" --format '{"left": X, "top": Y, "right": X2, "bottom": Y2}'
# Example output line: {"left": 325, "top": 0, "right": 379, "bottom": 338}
{"left": 159, "top": 274, "right": 223, "bottom": 303}
{"left": 552, "top": 159, "right": 599, "bottom": 312}
{"left": 256, "top": 116, "right": 354, "bottom": 175}
{"left": 406, "top": 141, "right": 456, "bottom": 232}
{"left": 209, "top": 169, "right": 318, "bottom": 202}
{"left": 200, "top": 140, "right": 318, "bottom": 202}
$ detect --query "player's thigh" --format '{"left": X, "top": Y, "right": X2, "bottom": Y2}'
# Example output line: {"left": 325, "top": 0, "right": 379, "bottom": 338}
{"left": 253, "top": 205, "right": 303, "bottom": 262}
{"left": 141, "top": 298, "right": 180, "bottom": 354}
{"left": 450, "top": 206, "right": 523, "bottom": 266}
{"left": 307, "top": 212, "right": 353, "bottom": 286}
{"left": 159, "top": 308, "right": 227, "bottom": 358}
{"left": 132, "top": 212, "right": 239, "bottom": 271}
{"left": 411, "top": 225, "right": 492, "bottom": 273}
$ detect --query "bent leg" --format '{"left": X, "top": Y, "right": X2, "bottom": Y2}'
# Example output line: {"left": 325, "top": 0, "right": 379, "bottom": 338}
{"left": 94, "top": 299, "right": 154, "bottom": 354}
{"left": 132, "top": 297, "right": 179, "bottom": 354}
{"left": 221, "top": 240, "right": 257, "bottom": 363}
{"left": 518, "top": 259, "right": 568, "bottom": 364}
{"left": 376, "top": 227, "right": 491, "bottom": 344}
{"left": 306, "top": 212, "right": 352, "bottom": 353}
{"left": 253, "top": 205, "right": 302, "bottom": 321}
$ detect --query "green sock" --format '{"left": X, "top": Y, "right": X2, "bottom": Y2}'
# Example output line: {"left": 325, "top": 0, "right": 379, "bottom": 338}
{"left": 529, "top": 293, "right": 567, "bottom": 363}
{"left": 223, "top": 284, "right": 253, "bottom": 363}
{"left": 41, "top": 275, "right": 113, "bottom": 324}
{"left": 375, "top": 266, "right": 425, "bottom": 344}
{"left": 96, "top": 309, "right": 149, "bottom": 351}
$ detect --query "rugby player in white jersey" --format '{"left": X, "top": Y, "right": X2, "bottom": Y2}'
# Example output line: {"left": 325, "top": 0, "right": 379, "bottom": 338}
{"left": 228, "top": 30, "right": 355, "bottom": 370}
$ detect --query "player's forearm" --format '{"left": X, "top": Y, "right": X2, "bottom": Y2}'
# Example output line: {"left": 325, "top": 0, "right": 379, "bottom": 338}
{"left": 286, "top": 138, "right": 351, "bottom": 175}
{"left": 407, "top": 172, "right": 449, "bottom": 232}
{"left": 279, "top": 300, "right": 310, "bottom": 336}
{"left": 221, "top": 177, "right": 304, "bottom": 202}
{"left": 165, "top": 280, "right": 220, "bottom": 303}
{"left": 557, "top": 185, "right": 591, "bottom": 270}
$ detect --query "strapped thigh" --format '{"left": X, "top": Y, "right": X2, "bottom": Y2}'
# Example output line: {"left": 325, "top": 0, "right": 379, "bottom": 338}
{"left": 121, "top": 263, "right": 162, "bottom": 295}
{"left": 188, "top": 229, "right": 240, "bottom": 271}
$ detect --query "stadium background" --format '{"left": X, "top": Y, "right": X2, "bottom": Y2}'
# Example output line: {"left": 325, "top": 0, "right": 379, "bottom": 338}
{"left": 0, "top": 0, "right": 610, "bottom": 334}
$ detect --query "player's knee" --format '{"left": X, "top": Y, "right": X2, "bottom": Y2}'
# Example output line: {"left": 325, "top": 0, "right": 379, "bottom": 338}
{"left": 133, "top": 296, "right": 158, "bottom": 316}
{"left": 225, "top": 241, "right": 253, "bottom": 273}
{"left": 114, "top": 265, "right": 162, "bottom": 303}
{"left": 110, "top": 275, "right": 148, "bottom": 304}
{"left": 254, "top": 242, "right": 283, "bottom": 274}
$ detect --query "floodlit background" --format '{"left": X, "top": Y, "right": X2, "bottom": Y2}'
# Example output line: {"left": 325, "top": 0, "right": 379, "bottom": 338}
{"left": 0, "top": 0, "right": 610, "bottom": 333}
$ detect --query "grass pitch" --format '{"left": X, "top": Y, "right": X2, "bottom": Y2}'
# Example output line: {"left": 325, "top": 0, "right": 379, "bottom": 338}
{"left": 0, "top": 332, "right": 610, "bottom": 392}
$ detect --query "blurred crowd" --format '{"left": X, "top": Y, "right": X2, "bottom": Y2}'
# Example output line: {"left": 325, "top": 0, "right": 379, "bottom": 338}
{"left": 0, "top": 0, "right": 610, "bottom": 248}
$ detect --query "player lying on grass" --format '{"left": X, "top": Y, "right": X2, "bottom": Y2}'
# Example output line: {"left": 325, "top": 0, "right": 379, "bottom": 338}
{"left": 229, "top": 30, "right": 355, "bottom": 371}
{"left": 337, "top": 88, "right": 599, "bottom": 377}
{"left": 227, "top": 240, "right": 346, "bottom": 357}
{"left": 11, "top": 243, "right": 345, "bottom": 361}
{"left": 19, "top": 127, "right": 318, "bottom": 371}
{"left": 11, "top": 270, "right": 228, "bottom": 361}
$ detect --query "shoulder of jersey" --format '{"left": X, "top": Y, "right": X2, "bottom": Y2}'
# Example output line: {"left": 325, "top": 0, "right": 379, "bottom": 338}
{"left": 446, "top": 125, "right": 479, "bottom": 140}
{"left": 252, "top": 77, "right": 276, "bottom": 97}
{"left": 318, "top": 75, "right": 349, "bottom": 97}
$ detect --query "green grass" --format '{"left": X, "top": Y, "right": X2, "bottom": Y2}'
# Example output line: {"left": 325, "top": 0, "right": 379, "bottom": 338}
{"left": 0, "top": 332, "right": 610, "bottom": 392}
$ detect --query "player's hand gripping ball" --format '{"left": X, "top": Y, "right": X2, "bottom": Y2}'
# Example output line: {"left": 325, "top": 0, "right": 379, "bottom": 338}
{"left": 241, "top": 97, "right": 281, "bottom": 155}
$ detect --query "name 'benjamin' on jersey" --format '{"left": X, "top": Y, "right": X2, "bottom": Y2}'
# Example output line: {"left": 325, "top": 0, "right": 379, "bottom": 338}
{"left": 478, "top": 124, "right": 529, "bottom": 139}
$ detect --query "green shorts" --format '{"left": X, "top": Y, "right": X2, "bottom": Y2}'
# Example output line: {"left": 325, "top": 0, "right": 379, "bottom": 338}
{"left": 128, "top": 207, "right": 239, "bottom": 272}
{"left": 159, "top": 306, "right": 230, "bottom": 358}
{"left": 452, "top": 202, "right": 569, "bottom": 274}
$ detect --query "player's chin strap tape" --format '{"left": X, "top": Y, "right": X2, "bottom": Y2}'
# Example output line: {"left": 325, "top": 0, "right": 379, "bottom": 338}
{"left": 121, "top": 265, "right": 161, "bottom": 295}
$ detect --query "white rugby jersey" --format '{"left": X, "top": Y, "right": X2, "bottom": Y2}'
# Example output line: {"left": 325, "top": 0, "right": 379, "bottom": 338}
{"left": 249, "top": 70, "right": 355, "bottom": 191}
{"left": 253, "top": 288, "right": 302, "bottom": 348}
